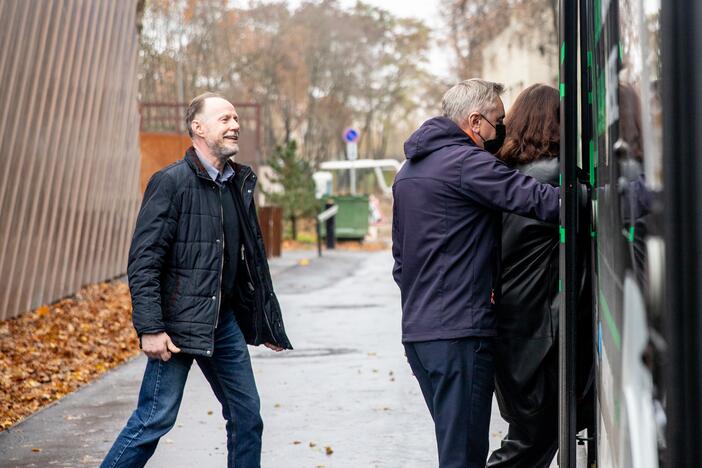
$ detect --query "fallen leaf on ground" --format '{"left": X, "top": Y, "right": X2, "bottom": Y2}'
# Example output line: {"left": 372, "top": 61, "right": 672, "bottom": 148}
{"left": 325, "top": 446, "right": 334, "bottom": 455}
{"left": 0, "top": 281, "right": 139, "bottom": 431}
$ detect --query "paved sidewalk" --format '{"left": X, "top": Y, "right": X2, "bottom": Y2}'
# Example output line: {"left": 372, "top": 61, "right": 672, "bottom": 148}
{"left": 0, "top": 249, "right": 510, "bottom": 467}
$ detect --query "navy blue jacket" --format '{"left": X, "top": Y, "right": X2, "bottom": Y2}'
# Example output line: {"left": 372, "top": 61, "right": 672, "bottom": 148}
{"left": 392, "top": 117, "right": 560, "bottom": 342}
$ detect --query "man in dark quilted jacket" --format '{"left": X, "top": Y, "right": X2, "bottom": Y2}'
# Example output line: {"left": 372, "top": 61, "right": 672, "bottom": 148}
{"left": 102, "top": 92, "right": 291, "bottom": 468}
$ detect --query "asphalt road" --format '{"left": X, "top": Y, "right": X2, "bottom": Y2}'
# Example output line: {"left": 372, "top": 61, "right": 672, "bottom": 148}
{"left": 0, "top": 249, "right": 512, "bottom": 467}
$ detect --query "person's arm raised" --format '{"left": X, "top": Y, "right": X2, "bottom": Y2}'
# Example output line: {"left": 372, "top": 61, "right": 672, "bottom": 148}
{"left": 459, "top": 150, "right": 559, "bottom": 222}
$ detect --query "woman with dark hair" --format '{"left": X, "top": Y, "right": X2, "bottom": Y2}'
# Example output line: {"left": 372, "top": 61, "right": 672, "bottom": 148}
{"left": 487, "top": 84, "right": 592, "bottom": 467}
{"left": 497, "top": 84, "right": 560, "bottom": 166}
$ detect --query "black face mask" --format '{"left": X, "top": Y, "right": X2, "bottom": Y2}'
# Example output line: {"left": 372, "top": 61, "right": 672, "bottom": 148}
{"left": 478, "top": 114, "right": 506, "bottom": 154}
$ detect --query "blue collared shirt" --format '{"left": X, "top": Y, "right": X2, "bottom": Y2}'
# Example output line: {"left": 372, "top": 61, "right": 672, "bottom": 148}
{"left": 195, "top": 150, "right": 235, "bottom": 186}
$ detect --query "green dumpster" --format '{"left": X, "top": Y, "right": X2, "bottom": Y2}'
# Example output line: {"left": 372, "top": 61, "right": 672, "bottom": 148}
{"left": 320, "top": 195, "right": 369, "bottom": 240}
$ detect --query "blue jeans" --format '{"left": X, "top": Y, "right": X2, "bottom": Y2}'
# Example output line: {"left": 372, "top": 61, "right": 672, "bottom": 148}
{"left": 101, "top": 311, "right": 262, "bottom": 468}
{"left": 404, "top": 337, "right": 495, "bottom": 468}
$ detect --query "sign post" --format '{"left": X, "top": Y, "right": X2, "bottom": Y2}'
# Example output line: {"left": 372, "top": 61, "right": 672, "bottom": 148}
{"left": 343, "top": 128, "right": 360, "bottom": 195}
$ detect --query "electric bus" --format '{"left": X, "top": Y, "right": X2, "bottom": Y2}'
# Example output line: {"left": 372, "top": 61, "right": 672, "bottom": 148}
{"left": 559, "top": 0, "right": 701, "bottom": 466}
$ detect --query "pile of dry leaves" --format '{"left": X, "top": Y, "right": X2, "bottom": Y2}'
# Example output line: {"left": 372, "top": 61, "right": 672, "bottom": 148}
{"left": 0, "top": 281, "right": 138, "bottom": 431}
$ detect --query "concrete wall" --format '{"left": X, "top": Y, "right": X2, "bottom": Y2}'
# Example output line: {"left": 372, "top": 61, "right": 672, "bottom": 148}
{"left": 481, "top": 10, "right": 558, "bottom": 109}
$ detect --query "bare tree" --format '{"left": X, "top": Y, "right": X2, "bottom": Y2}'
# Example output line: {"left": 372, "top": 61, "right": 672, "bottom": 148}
{"left": 138, "top": 0, "right": 441, "bottom": 163}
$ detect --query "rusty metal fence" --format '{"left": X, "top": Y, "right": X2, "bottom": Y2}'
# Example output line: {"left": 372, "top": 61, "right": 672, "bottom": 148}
{"left": 139, "top": 101, "right": 262, "bottom": 170}
{"left": 258, "top": 206, "right": 283, "bottom": 258}
{"left": 0, "top": 0, "right": 142, "bottom": 320}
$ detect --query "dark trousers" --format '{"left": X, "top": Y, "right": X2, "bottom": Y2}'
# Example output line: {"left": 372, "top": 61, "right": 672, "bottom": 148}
{"left": 486, "top": 420, "right": 558, "bottom": 468}
{"left": 488, "top": 344, "right": 559, "bottom": 468}
{"left": 404, "top": 337, "right": 495, "bottom": 468}
{"left": 101, "top": 309, "right": 262, "bottom": 468}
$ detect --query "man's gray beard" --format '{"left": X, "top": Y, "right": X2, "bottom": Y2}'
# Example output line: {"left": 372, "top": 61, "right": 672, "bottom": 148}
{"left": 212, "top": 142, "right": 239, "bottom": 162}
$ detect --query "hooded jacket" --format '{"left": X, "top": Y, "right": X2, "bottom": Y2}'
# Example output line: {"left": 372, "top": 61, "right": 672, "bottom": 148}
{"left": 128, "top": 147, "right": 292, "bottom": 356}
{"left": 392, "top": 117, "right": 559, "bottom": 342}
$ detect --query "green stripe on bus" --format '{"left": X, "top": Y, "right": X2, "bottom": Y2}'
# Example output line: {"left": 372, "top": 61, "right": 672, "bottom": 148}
{"left": 628, "top": 226, "right": 635, "bottom": 242}
{"left": 599, "top": 290, "right": 622, "bottom": 350}
{"left": 589, "top": 140, "right": 595, "bottom": 185}
{"left": 561, "top": 42, "right": 566, "bottom": 64}
{"left": 559, "top": 279, "right": 562, "bottom": 292}
{"left": 594, "top": 0, "right": 602, "bottom": 42}
{"left": 560, "top": 83, "right": 565, "bottom": 99}
{"left": 587, "top": 50, "right": 592, "bottom": 68}
{"left": 560, "top": 226, "right": 566, "bottom": 244}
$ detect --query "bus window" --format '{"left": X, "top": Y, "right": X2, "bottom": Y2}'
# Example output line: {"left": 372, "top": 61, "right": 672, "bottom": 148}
{"left": 619, "top": 0, "right": 662, "bottom": 189}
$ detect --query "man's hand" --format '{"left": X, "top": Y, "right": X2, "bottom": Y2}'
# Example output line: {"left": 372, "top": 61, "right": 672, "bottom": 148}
{"left": 141, "top": 332, "right": 181, "bottom": 361}
{"left": 263, "top": 342, "right": 284, "bottom": 352}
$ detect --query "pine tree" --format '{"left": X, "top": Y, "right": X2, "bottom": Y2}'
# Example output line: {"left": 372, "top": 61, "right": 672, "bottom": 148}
{"left": 263, "top": 140, "right": 317, "bottom": 241}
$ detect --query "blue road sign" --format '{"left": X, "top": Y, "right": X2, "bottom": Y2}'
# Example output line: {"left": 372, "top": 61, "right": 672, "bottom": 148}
{"left": 343, "top": 128, "right": 359, "bottom": 143}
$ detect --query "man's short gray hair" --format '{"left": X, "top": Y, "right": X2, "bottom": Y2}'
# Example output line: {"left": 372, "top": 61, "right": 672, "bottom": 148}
{"left": 185, "top": 91, "right": 226, "bottom": 138}
{"left": 441, "top": 79, "right": 505, "bottom": 127}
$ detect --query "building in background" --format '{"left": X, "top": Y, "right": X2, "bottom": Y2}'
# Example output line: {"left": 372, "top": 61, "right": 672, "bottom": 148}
{"left": 481, "top": 8, "right": 558, "bottom": 108}
{"left": 0, "top": 0, "right": 142, "bottom": 320}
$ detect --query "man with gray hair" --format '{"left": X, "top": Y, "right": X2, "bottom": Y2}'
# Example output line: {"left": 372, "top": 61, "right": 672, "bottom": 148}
{"left": 392, "top": 79, "right": 559, "bottom": 467}
{"left": 102, "top": 93, "right": 292, "bottom": 468}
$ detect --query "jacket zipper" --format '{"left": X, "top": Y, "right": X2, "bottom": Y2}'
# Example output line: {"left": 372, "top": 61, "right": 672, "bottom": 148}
{"left": 214, "top": 186, "right": 225, "bottom": 333}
